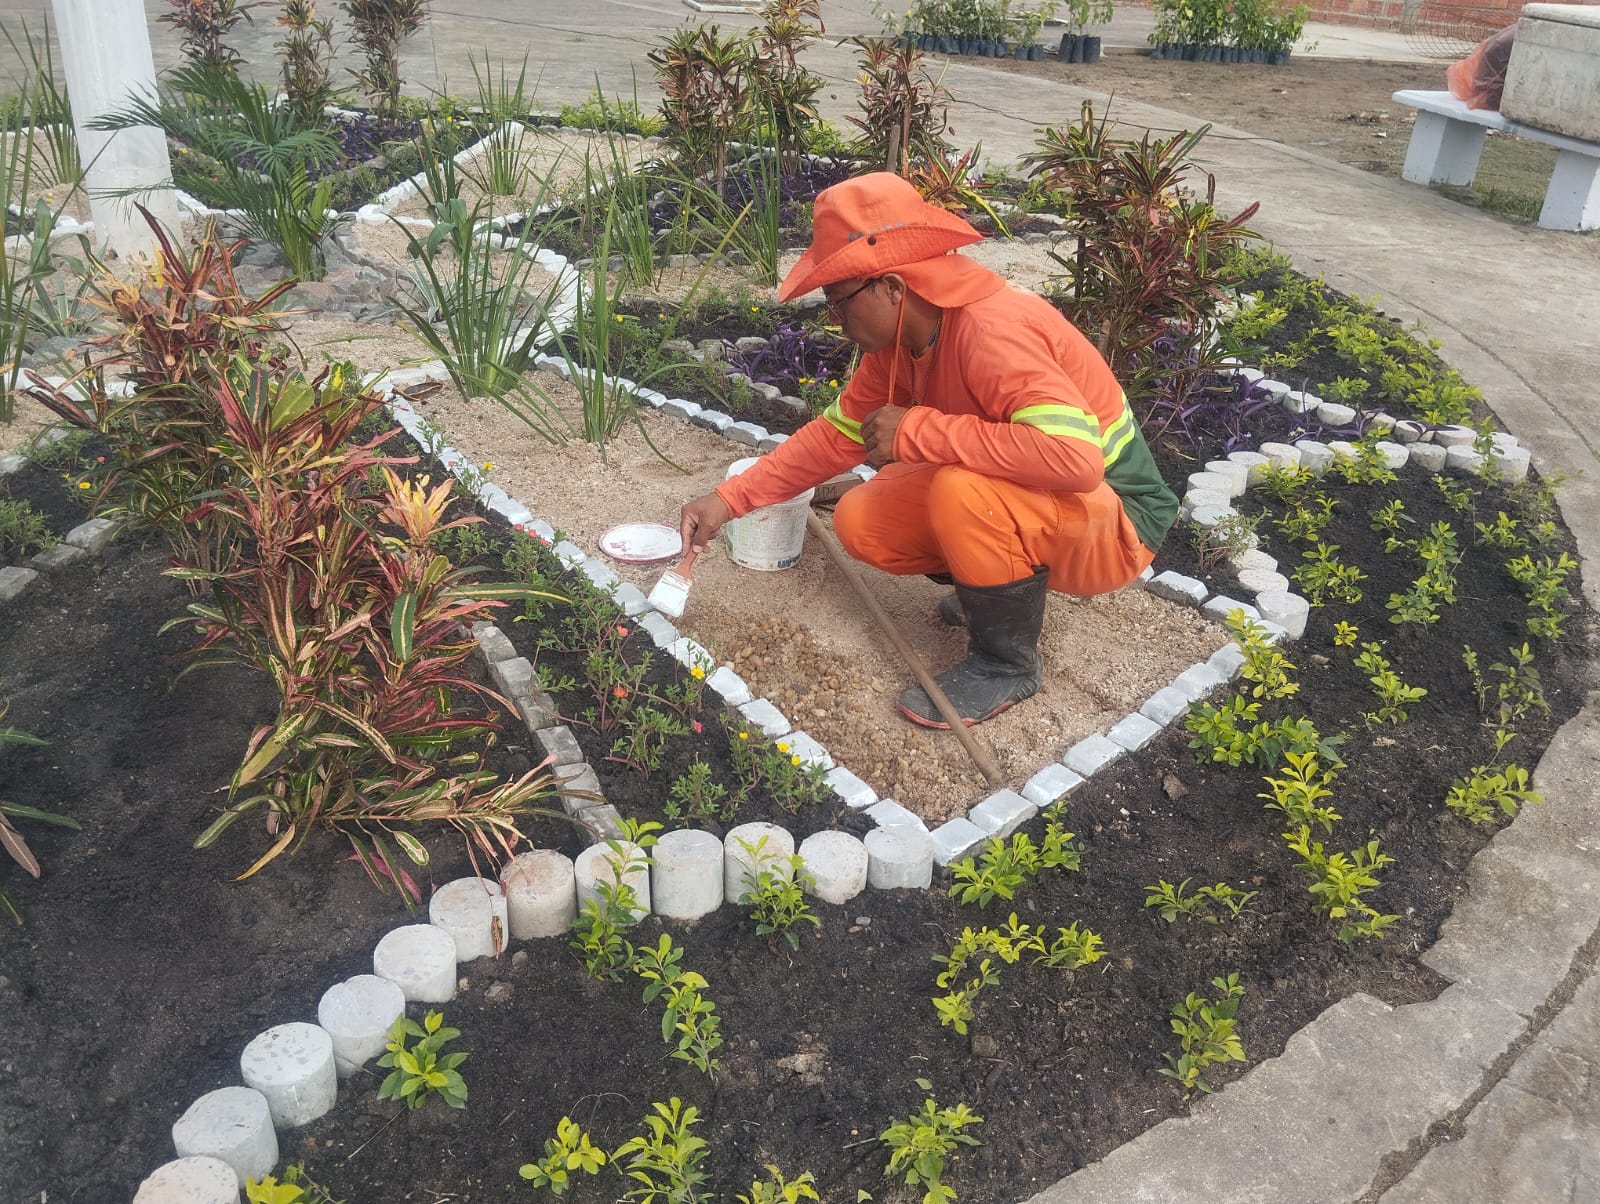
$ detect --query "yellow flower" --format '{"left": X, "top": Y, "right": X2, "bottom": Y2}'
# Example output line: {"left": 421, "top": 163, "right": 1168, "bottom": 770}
{"left": 77, "top": 480, "right": 91, "bottom": 490}
{"left": 482, "top": 460, "right": 494, "bottom": 472}
{"left": 690, "top": 665, "right": 706, "bottom": 680}
{"left": 739, "top": 730, "right": 749, "bottom": 740}
{"left": 790, "top": 754, "right": 801, "bottom": 766}
{"left": 776, "top": 741, "right": 790, "bottom": 753}
{"left": 828, "top": 378, "right": 839, "bottom": 387}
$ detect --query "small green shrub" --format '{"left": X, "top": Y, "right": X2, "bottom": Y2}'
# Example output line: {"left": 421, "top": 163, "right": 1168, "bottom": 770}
{"left": 376, "top": 1010, "right": 469, "bottom": 1111}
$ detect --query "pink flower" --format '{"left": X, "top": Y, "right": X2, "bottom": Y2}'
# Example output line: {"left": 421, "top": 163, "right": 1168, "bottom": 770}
{"left": 693, "top": 721, "right": 703, "bottom": 734}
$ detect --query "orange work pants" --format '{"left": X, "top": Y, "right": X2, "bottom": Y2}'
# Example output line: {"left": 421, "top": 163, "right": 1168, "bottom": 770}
{"left": 832, "top": 463, "right": 1153, "bottom": 594}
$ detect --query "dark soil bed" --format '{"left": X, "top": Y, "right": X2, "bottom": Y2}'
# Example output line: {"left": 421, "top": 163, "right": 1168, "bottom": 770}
{"left": 2, "top": 347, "right": 1595, "bottom": 1202}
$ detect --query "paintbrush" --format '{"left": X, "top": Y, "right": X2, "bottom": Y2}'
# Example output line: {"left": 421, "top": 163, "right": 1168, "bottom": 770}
{"left": 646, "top": 546, "right": 700, "bottom": 618}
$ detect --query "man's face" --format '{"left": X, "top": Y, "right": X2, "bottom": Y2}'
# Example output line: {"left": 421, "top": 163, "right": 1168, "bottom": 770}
{"left": 822, "top": 276, "right": 898, "bottom": 353}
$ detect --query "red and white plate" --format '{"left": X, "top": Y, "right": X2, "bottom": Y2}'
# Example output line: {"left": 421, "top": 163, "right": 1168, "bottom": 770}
{"left": 598, "top": 522, "right": 683, "bottom": 565}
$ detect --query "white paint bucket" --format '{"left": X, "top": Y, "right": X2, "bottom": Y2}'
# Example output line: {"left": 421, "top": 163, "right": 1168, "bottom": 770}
{"left": 722, "top": 456, "right": 814, "bottom": 571}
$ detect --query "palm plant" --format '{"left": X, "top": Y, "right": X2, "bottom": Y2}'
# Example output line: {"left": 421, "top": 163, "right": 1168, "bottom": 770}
{"left": 342, "top": 0, "right": 429, "bottom": 122}
{"left": 90, "top": 65, "right": 345, "bottom": 279}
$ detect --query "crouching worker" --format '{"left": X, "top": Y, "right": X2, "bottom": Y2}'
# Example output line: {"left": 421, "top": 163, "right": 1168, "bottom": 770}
{"left": 677, "top": 172, "right": 1178, "bottom": 729}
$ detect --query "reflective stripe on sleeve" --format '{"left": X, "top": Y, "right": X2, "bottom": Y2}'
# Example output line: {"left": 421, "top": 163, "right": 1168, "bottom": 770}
{"left": 1011, "top": 403, "right": 1102, "bottom": 445}
{"left": 1100, "top": 401, "right": 1139, "bottom": 467}
{"left": 822, "top": 399, "right": 864, "bottom": 444}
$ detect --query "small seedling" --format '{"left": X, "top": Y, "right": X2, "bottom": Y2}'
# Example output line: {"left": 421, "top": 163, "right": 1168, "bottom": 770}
{"left": 1227, "top": 609, "right": 1297, "bottom": 700}
{"left": 1284, "top": 826, "right": 1398, "bottom": 942}
{"left": 631, "top": 934, "right": 724, "bottom": 1073}
{"left": 880, "top": 1087, "right": 983, "bottom": 1204}
{"left": 1444, "top": 764, "right": 1543, "bottom": 825}
{"left": 948, "top": 807, "right": 1081, "bottom": 907}
{"left": 519, "top": 1117, "right": 609, "bottom": 1195}
{"left": 1258, "top": 750, "right": 1341, "bottom": 833}
{"left": 1160, "top": 973, "right": 1246, "bottom": 1097}
{"left": 614, "top": 1097, "right": 709, "bottom": 1204}
{"left": 376, "top": 1010, "right": 469, "bottom": 1111}
{"left": 1353, "top": 642, "right": 1427, "bottom": 726}
{"left": 1293, "top": 542, "right": 1365, "bottom": 606}
{"left": 1144, "top": 878, "right": 1258, "bottom": 924}
{"left": 736, "top": 837, "right": 821, "bottom": 950}
{"left": 737, "top": 1166, "right": 819, "bottom": 1204}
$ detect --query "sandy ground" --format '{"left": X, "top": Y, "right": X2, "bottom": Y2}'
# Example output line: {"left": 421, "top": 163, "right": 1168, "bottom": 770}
{"left": 406, "top": 374, "right": 1221, "bottom": 823}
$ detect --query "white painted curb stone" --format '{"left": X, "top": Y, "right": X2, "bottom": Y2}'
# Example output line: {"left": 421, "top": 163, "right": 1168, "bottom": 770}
{"left": 723, "top": 822, "right": 795, "bottom": 902}
{"left": 651, "top": 829, "right": 726, "bottom": 918}
{"left": 1255, "top": 590, "right": 1311, "bottom": 640}
{"left": 133, "top": 1155, "right": 241, "bottom": 1202}
{"left": 798, "top": 830, "right": 869, "bottom": 904}
{"left": 574, "top": 840, "right": 651, "bottom": 920}
{"left": 170, "top": 1087, "right": 278, "bottom": 1185}
{"left": 373, "top": 924, "right": 458, "bottom": 1002}
{"left": 501, "top": 849, "right": 577, "bottom": 938}
{"left": 239, "top": 1022, "right": 338, "bottom": 1129}
{"left": 865, "top": 825, "right": 935, "bottom": 889}
{"left": 317, "top": 974, "right": 407, "bottom": 1078}
{"left": 429, "top": 877, "right": 509, "bottom": 960}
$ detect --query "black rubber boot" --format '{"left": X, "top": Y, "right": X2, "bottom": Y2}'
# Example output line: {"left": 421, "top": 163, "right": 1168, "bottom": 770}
{"left": 935, "top": 592, "right": 965, "bottom": 627}
{"left": 899, "top": 567, "right": 1050, "bottom": 728}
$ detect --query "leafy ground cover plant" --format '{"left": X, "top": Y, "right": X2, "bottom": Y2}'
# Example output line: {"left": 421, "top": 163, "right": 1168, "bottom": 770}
{"left": 377, "top": 1009, "right": 469, "bottom": 1111}
{"left": 614, "top": 1097, "right": 710, "bottom": 1204}
{"left": 1284, "top": 828, "right": 1397, "bottom": 941}
{"left": 520, "top": 1117, "right": 610, "bottom": 1194}
{"left": 0, "top": 497, "right": 55, "bottom": 560}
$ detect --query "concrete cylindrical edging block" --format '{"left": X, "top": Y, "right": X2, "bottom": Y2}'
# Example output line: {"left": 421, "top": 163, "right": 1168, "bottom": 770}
{"left": 1203, "top": 459, "right": 1251, "bottom": 496}
{"left": 798, "top": 830, "right": 869, "bottom": 904}
{"left": 429, "top": 877, "right": 509, "bottom": 961}
{"left": 1255, "top": 590, "right": 1311, "bottom": 640}
{"left": 1257, "top": 441, "right": 1301, "bottom": 472}
{"left": 501, "top": 849, "right": 578, "bottom": 938}
{"left": 865, "top": 825, "right": 934, "bottom": 890}
{"left": 133, "top": 1155, "right": 241, "bottom": 1203}
{"left": 651, "top": 829, "right": 726, "bottom": 919}
{"left": 239, "top": 1021, "right": 338, "bottom": 1129}
{"left": 171, "top": 1087, "right": 278, "bottom": 1187}
{"left": 723, "top": 822, "right": 795, "bottom": 903}
{"left": 574, "top": 840, "right": 651, "bottom": 920}
{"left": 373, "top": 923, "right": 458, "bottom": 1002}
{"left": 317, "top": 974, "right": 407, "bottom": 1078}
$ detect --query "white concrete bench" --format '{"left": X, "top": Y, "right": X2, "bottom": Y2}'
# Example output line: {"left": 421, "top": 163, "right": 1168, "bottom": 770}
{"left": 1391, "top": 88, "right": 1600, "bottom": 231}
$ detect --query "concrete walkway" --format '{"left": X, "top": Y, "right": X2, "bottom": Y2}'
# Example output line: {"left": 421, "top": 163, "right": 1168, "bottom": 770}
{"left": 13, "top": 3, "right": 1600, "bottom": 1199}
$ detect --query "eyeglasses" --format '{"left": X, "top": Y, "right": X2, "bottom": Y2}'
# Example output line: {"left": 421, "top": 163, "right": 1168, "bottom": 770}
{"left": 824, "top": 278, "right": 880, "bottom": 316}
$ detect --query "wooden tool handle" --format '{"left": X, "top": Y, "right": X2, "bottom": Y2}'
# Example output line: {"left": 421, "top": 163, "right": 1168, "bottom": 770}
{"left": 805, "top": 510, "right": 1005, "bottom": 787}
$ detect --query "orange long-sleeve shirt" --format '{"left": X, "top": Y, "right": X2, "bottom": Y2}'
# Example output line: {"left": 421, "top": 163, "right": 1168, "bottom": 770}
{"left": 717, "top": 283, "right": 1145, "bottom": 524}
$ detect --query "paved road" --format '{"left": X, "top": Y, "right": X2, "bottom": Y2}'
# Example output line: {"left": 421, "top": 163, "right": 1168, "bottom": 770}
{"left": 10, "top": 3, "right": 1600, "bottom": 1201}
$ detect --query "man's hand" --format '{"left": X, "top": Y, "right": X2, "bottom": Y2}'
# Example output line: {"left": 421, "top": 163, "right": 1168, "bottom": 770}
{"left": 861, "top": 404, "right": 908, "bottom": 468}
{"left": 678, "top": 492, "right": 733, "bottom": 555}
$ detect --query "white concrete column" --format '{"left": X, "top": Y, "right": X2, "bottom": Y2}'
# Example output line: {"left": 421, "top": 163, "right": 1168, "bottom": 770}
{"left": 50, "top": 0, "right": 180, "bottom": 260}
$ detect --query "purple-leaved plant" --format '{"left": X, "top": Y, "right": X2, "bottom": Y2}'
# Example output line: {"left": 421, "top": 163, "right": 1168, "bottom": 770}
{"left": 723, "top": 317, "right": 853, "bottom": 396}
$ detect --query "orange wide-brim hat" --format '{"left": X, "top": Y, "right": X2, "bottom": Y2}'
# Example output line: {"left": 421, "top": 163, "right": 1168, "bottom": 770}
{"left": 777, "top": 171, "right": 1007, "bottom": 308}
